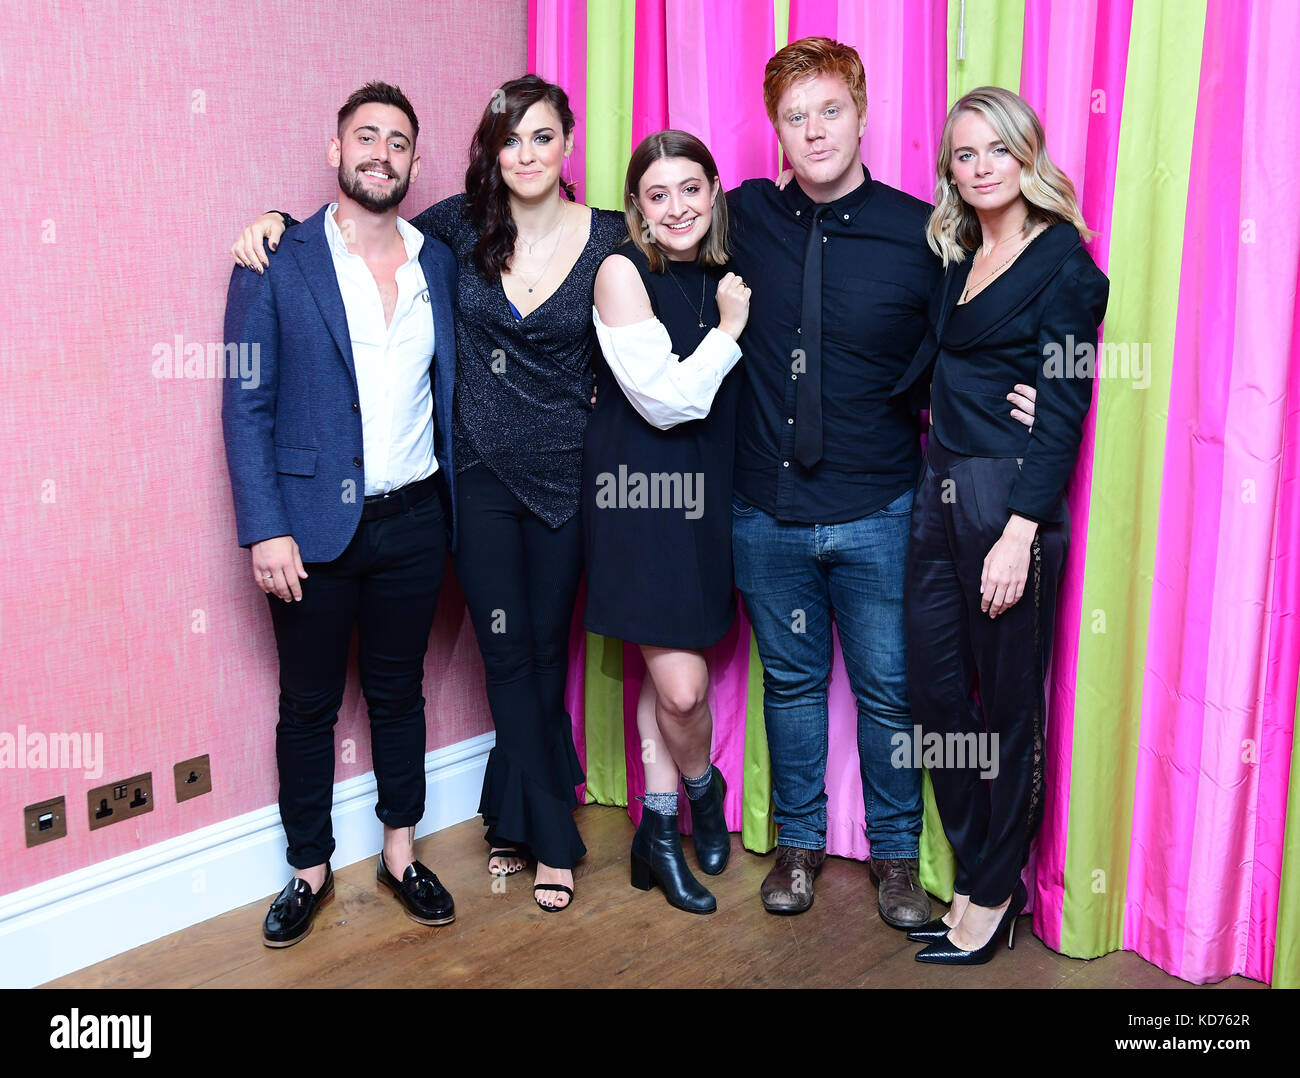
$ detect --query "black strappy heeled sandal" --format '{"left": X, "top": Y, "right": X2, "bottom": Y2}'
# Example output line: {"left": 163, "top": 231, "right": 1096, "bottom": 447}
{"left": 533, "top": 883, "right": 574, "bottom": 913}
{"left": 487, "top": 845, "right": 532, "bottom": 877}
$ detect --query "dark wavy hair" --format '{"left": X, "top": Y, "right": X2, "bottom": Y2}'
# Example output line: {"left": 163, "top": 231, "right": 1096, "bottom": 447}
{"left": 465, "top": 74, "right": 576, "bottom": 279}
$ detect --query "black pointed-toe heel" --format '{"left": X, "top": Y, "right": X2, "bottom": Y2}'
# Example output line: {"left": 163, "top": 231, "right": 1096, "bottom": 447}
{"left": 687, "top": 769, "right": 730, "bottom": 875}
{"left": 914, "top": 882, "right": 1027, "bottom": 965}
{"left": 907, "top": 915, "right": 958, "bottom": 943}
{"left": 630, "top": 808, "right": 716, "bottom": 914}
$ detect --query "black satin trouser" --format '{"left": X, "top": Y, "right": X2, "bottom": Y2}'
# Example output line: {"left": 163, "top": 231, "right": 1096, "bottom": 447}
{"left": 904, "top": 435, "right": 1067, "bottom": 908}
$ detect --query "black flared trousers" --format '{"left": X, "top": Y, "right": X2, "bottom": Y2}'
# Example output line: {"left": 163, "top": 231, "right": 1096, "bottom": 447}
{"left": 452, "top": 462, "right": 587, "bottom": 869}
{"left": 905, "top": 435, "right": 1067, "bottom": 908}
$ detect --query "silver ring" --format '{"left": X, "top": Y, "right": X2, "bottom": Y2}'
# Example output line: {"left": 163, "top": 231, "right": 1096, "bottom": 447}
{"left": 263, "top": 572, "right": 273, "bottom": 579}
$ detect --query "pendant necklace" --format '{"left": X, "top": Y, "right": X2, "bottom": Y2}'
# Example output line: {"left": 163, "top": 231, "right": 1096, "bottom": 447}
{"left": 665, "top": 263, "right": 708, "bottom": 328}
{"left": 517, "top": 207, "right": 566, "bottom": 253}
{"left": 515, "top": 214, "right": 567, "bottom": 293}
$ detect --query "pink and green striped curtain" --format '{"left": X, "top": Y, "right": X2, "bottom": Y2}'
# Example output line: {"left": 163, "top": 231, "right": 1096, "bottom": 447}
{"left": 533, "top": 0, "right": 1300, "bottom": 987}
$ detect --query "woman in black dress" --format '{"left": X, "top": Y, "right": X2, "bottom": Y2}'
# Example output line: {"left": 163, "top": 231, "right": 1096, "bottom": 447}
{"left": 891, "top": 86, "right": 1108, "bottom": 963}
{"left": 231, "top": 76, "right": 627, "bottom": 912}
{"left": 584, "top": 130, "right": 750, "bottom": 913}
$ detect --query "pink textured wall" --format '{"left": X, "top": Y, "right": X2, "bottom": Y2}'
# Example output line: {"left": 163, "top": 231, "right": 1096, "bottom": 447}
{"left": 0, "top": 0, "right": 528, "bottom": 895}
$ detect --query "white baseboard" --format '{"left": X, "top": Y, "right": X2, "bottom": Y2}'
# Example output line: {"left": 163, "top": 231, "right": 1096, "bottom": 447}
{"left": 0, "top": 732, "right": 493, "bottom": 989}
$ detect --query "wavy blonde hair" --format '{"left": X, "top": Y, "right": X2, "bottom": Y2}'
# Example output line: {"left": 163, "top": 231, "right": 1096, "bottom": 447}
{"left": 927, "top": 86, "right": 1093, "bottom": 266}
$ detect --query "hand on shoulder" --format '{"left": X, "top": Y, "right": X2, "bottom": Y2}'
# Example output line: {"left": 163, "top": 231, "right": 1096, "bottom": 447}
{"left": 232, "top": 211, "right": 290, "bottom": 274}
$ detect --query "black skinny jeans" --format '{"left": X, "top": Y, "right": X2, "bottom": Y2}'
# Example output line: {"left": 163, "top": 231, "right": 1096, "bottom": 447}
{"left": 269, "top": 487, "right": 446, "bottom": 870}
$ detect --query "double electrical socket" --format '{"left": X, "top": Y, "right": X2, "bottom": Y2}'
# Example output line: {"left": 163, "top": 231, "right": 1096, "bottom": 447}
{"left": 87, "top": 773, "right": 154, "bottom": 832}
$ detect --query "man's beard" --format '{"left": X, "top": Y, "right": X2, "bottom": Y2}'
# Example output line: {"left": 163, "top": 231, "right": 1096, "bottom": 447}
{"left": 339, "top": 161, "right": 410, "bottom": 212}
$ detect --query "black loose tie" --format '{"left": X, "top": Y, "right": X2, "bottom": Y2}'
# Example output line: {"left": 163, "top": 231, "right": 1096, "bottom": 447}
{"left": 794, "top": 205, "right": 830, "bottom": 469}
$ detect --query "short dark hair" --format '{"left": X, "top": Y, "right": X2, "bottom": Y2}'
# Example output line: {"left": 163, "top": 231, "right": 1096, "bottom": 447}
{"left": 337, "top": 81, "right": 419, "bottom": 143}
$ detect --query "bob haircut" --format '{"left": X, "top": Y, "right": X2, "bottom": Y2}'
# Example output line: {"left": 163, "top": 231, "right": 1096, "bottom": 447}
{"left": 622, "top": 130, "right": 730, "bottom": 274}
{"left": 762, "top": 36, "right": 867, "bottom": 126}
{"left": 927, "top": 85, "right": 1093, "bottom": 266}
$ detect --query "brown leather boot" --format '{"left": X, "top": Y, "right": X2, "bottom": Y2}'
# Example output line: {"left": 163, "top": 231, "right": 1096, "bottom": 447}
{"left": 760, "top": 845, "right": 826, "bottom": 914}
{"left": 868, "top": 857, "right": 931, "bottom": 927}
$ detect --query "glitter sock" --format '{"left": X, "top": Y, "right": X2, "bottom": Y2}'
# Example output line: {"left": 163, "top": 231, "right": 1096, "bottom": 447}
{"left": 682, "top": 763, "right": 714, "bottom": 800}
{"left": 640, "top": 791, "right": 679, "bottom": 816}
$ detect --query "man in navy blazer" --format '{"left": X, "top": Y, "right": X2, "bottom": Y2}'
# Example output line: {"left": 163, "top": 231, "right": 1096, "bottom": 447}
{"left": 222, "top": 82, "right": 460, "bottom": 947}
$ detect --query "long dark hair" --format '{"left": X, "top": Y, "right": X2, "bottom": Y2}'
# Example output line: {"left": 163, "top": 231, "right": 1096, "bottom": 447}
{"left": 465, "top": 74, "right": 576, "bottom": 279}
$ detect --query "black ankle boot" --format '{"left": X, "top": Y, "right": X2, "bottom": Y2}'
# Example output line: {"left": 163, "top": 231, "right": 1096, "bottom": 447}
{"left": 630, "top": 807, "right": 717, "bottom": 914}
{"left": 687, "top": 768, "right": 730, "bottom": 875}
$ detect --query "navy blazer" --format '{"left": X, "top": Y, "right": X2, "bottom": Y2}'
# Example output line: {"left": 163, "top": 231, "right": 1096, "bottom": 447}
{"left": 222, "top": 204, "right": 459, "bottom": 562}
{"left": 891, "top": 222, "right": 1108, "bottom": 524}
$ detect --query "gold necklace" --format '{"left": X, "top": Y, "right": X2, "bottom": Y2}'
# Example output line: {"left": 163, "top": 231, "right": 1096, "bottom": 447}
{"left": 961, "top": 226, "right": 1041, "bottom": 303}
{"left": 978, "top": 228, "right": 1027, "bottom": 259}
{"left": 516, "top": 206, "right": 567, "bottom": 252}
{"left": 514, "top": 216, "right": 568, "bottom": 294}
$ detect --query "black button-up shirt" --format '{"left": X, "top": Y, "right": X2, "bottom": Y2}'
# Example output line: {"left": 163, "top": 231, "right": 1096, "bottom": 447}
{"left": 726, "top": 166, "right": 939, "bottom": 523}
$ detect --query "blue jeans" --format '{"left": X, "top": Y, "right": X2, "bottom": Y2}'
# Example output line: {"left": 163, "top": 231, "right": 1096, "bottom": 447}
{"left": 732, "top": 489, "right": 921, "bottom": 857}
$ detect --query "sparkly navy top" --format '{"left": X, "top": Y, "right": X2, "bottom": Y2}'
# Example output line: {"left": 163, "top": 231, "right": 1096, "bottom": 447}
{"left": 411, "top": 194, "right": 628, "bottom": 527}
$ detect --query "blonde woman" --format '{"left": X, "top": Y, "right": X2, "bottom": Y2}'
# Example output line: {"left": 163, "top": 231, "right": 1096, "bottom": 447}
{"left": 890, "top": 86, "right": 1108, "bottom": 964}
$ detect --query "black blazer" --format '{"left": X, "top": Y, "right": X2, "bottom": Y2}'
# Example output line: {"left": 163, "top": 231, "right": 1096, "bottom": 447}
{"left": 890, "top": 221, "right": 1109, "bottom": 523}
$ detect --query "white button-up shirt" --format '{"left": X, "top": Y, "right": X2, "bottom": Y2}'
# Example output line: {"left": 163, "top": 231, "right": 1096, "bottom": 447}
{"left": 325, "top": 204, "right": 437, "bottom": 496}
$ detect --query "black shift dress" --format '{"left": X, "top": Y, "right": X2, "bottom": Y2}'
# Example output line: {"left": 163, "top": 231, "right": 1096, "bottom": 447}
{"left": 582, "top": 243, "right": 743, "bottom": 650}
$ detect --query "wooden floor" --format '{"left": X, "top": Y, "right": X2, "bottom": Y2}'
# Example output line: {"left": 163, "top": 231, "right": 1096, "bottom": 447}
{"left": 46, "top": 805, "right": 1265, "bottom": 990}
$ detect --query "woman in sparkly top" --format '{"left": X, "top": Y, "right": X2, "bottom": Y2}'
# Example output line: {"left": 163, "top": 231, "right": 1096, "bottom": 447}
{"left": 232, "top": 75, "right": 627, "bottom": 913}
